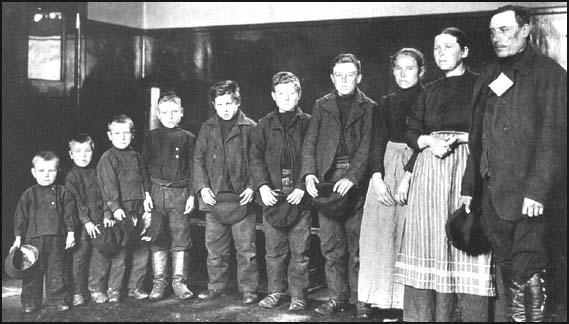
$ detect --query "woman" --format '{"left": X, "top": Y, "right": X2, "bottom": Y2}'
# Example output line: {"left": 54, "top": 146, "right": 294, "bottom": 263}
{"left": 394, "top": 27, "right": 494, "bottom": 322}
{"left": 357, "top": 48, "right": 424, "bottom": 320}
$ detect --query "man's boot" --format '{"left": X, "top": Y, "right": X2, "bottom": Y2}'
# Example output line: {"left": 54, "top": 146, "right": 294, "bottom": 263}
{"left": 172, "top": 251, "right": 193, "bottom": 300}
{"left": 503, "top": 268, "right": 527, "bottom": 322}
{"left": 149, "top": 251, "right": 168, "bottom": 300}
{"left": 525, "top": 270, "right": 548, "bottom": 322}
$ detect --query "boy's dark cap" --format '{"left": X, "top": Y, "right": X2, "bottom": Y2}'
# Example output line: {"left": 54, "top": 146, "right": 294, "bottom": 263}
{"left": 5, "top": 244, "right": 40, "bottom": 279}
{"left": 445, "top": 205, "right": 492, "bottom": 256}
{"left": 311, "top": 182, "right": 349, "bottom": 219}
{"left": 259, "top": 189, "right": 302, "bottom": 227}
{"left": 140, "top": 210, "right": 168, "bottom": 244}
{"left": 92, "top": 225, "right": 122, "bottom": 257}
{"left": 211, "top": 191, "right": 248, "bottom": 224}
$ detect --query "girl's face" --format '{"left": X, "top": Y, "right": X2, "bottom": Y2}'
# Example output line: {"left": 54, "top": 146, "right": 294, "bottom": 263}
{"left": 393, "top": 54, "right": 422, "bottom": 89}
{"left": 433, "top": 33, "right": 468, "bottom": 74}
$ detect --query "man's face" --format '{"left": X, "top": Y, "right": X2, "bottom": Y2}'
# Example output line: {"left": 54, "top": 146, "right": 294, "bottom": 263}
{"left": 107, "top": 122, "right": 133, "bottom": 150}
{"left": 157, "top": 101, "right": 183, "bottom": 128}
{"left": 69, "top": 141, "right": 93, "bottom": 168}
{"left": 31, "top": 158, "right": 58, "bottom": 187}
{"left": 330, "top": 62, "right": 362, "bottom": 96}
{"left": 213, "top": 94, "right": 240, "bottom": 120}
{"left": 489, "top": 10, "right": 529, "bottom": 58}
{"left": 272, "top": 82, "right": 300, "bottom": 113}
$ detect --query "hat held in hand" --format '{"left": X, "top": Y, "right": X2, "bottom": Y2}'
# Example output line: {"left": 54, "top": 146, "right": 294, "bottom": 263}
{"left": 262, "top": 189, "right": 302, "bottom": 228}
{"left": 211, "top": 191, "right": 249, "bottom": 224}
{"left": 446, "top": 205, "right": 492, "bottom": 256}
{"left": 5, "top": 244, "right": 39, "bottom": 279}
{"left": 311, "top": 182, "right": 350, "bottom": 219}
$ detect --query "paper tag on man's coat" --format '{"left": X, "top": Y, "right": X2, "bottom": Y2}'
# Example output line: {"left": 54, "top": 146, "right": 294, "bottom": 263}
{"left": 488, "top": 73, "right": 514, "bottom": 96}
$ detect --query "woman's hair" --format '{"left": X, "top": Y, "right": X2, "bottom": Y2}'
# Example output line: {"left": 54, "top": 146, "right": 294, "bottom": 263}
{"left": 390, "top": 48, "right": 425, "bottom": 72}
{"left": 438, "top": 27, "right": 471, "bottom": 50}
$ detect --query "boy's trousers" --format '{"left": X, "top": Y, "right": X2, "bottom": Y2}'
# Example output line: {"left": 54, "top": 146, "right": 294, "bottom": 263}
{"left": 263, "top": 208, "right": 312, "bottom": 298}
{"left": 205, "top": 210, "right": 259, "bottom": 292}
{"left": 150, "top": 183, "right": 192, "bottom": 252}
{"left": 21, "top": 235, "right": 69, "bottom": 308}
{"left": 70, "top": 231, "right": 92, "bottom": 296}
{"left": 318, "top": 166, "right": 364, "bottom": 304}
{"left": 88, "top": 247, "right": 127, "bottom": 293}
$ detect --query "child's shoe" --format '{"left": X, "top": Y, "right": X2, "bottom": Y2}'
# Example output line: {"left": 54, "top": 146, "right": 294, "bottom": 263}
{"left": 22, "top": 305, "right": 38, "bottom": 313}
{"left": 56, "top": 304, "right": 70, "bottom": 312}
{"left": 289, "top": 297, "right": 307, "bottom": 311}
{"left": 128, "top": 288, "right": 149, "bottom": 300}
{"left": 91, "top": 291, "right": 108, "bottom": 304}
{"left": 73, "top": 294, "right": 85, "bottom": 306}
{"left": 107, "top": 289, "right": 121, "bottom": 303}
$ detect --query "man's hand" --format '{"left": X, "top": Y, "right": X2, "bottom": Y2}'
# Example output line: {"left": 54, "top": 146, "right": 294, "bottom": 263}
{"left": 184, "top": 195, "right": 195, "bottom": 214}
{"left": 200, "top": 188, "right": 216, "bottom": 206}
{"left": 394, "top": 172, "right": 412, "bottom": 206}
{"left": 287, "top": 188, "right": 305, "bottom": 205}
{"left": 458, "top": 195, "right": 473, "bottom": 214}
{"left": 371, "top": 173, "right": 396, "bottom": 206}
{"left": 113, "top": 208, "right": 126, "bottom": 222}
{"left": 65, "top": 232, "right": 76, "bottom": 250}
{"left": 143, "top": 192, "right": 154, "bottom": 212}
{"left": 333, "top": 178, "right": 355, "bottom": 197}
{"left": 305, "top": 175, "right": 320, "bottom": 198}
{"left": 103, "top": 218, "right": 116, "bottom": 227}
{"left": 522, "top": 197, "right": 544, "bottom": 217}
{"left": 239, "top": 188, "right": 254, "bottom": 206}
{"left": 259, "top": 185, "right": 278, "bottom": 206}
{"left": 85, "top": 221, "right": 100, "bottom": 239}
{"left": 10, "top": 236, "right": 21, "bottom": 253}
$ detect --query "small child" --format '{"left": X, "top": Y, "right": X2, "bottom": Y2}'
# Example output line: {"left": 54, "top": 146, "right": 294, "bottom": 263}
{"left": 64, "top": 133, "right": 117, "bottom": 305}
{"left": 249, "top": 72, "right": 312, "bottom": 311}
{"left": 142, "top": 92, "right": 196, "bottom": 300}
{"left": 11, "top": 151, "right": 77, "bottom": 313}
{"left": 96, "top": 114, "right": 152, "bottom": 303}
{"left": 193, "top": 80, "right": 259, "bottom": 304}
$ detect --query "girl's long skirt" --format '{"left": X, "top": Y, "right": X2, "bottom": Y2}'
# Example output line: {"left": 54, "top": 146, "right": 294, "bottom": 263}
{"left": 394, "top": 138, "right": 494, "bottom": 297}
{"left": 358, "top": 141, "right": 413, "bottom": 308}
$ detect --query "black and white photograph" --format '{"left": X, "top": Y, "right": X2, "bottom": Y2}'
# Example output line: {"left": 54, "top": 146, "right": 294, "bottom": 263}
{"left": 2, "top": 2, "right": 567, "bottom": 322}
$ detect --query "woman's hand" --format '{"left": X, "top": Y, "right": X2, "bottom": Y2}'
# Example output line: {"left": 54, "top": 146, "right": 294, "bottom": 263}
{"left": 371, "top": 173, "right": 396, "bottom": 206}
{"left": 394, "top": 171, "right": 413, "bottom": 206}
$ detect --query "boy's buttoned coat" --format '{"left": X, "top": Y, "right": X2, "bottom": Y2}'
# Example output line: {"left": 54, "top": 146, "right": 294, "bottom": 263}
{"left": 249, "top": 108, "right": 311, "bottom": 191}
{"left": 300, "top": 89, "right": 376, "bottom": 187}
{"left": 193, "top": 110, "right": 257, "bottom": 210}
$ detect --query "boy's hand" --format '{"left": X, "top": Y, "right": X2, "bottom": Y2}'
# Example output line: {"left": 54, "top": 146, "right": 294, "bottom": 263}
{"left": 10, "top": 236, "right": 21, "bottom": 253}
{"left": 143, "top": 192, "right": 154, "bottom": 212}
{"left": 65, "top": 232, "right": 76, "bottom": 249}
{"left": 103, "top": 218, "right": 116, "bottom": 227}
{"left": 333, "top": 178, "right": 354, "bottom": 197}
{"left": 459, "top": 195, "right": 473, "bottom": 214}
{"left": 287, "top": 189, "right": 305, "bottom": 205}
{"left": 305, "top": 175, "right": 320, "bottom": 198}
{"left": 394, "top": 172, "right": 413, "bottom": 206}
{"left": 201, "top": 188, "right": 216, "bottom": 206}
{"left": 113, "top": 209, "right": 126, "bottom": 221}
{"left": 184, "top": 196, "right": 195, "bottom": 214}
{"left": 85, "top": 221, "right": 100, "bottom": 239}
{"left": 239, "top": 188, "right": 254, "bottom": 206}
{"left": 259, "top": 185, "right": 278, "bottom": 206}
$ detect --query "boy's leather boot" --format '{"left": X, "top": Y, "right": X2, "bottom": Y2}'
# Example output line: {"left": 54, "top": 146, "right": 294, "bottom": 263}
{"left": 149, "top": 251, "right": 168, "bottom": 300}
{"left": 172, "top": 251, "right": 193, "bottom": 299}
{"left": 503, "top": 268, "right": 527, "bottom": 322}
{"left": 525, "top": 270, "right": 548, "bottom": 322}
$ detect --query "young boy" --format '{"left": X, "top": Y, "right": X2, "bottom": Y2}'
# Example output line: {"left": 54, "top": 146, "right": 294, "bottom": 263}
{"left": 142, "top": 92, "right": 196, "bottom": 300}
{"left": 97, "top": 114, "right": 152, "bottom": 303}
{"left": 249, "top": 72, "right": 312, "bottom": 311}
{"left": 193, "top": 80, "right": 259, "bottom": 304}
{"left": 299, "top": 53, "right": 375, "bottom": 317}
{"left": 11, "top": 151, "right": 77, "bottom": 313}
{"left": 65, "top": 134, "right": 119, "bottom": 305}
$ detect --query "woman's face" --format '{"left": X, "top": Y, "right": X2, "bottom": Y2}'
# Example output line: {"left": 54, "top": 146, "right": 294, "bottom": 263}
{"left": 433, "top": 33, "right": 468, "bottom": 74}
{"left": 393, "top": 54, "right": 421, "bottom": 89}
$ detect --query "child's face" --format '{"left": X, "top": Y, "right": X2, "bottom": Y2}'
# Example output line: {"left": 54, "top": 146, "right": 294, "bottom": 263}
{"left": 271, "top": 82, "right": 300, "bottom": 113}
{"left": 213, "top": 94, "right": 240, "bottom": 121}
{"left": 393, "top": 54, "right": 421, "bottom": 90}
{"left": 69, "top": 142, "right": 93, "bottom": 168}
{"left": 31, "top": 158, "right": 58, "bottom": 186}
{"left": 157, "top": 101, "right": 183, "bottom": 128}
{"left": 331, "top": 62, "right": 362, "bottom": 96}
{"left": 107, "top": 122, "right": 133, "bottom": 150}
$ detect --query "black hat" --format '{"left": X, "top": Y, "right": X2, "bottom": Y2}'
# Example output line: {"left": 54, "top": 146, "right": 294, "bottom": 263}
{"left": 140, "top": 210, "right": 168, "bottom": 244}
{"left": 446, "top": 205, "right": 492, "bottom": 256}
{"left": 312, "top": 182, "right": 349, "bottom": 219}
{"left": 210, "top": 191, "right": 248, "bottom": 224}
{"left": 92, "top": 224, "right": 123, "bottom": 257}
{"left": 5, "top": 245, "right": 39, "bottom": 279}
{"left": 260, "top": 189, "right": 301, "bottom": 228}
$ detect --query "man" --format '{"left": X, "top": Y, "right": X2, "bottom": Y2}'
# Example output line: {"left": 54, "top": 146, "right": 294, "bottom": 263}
{"left": 461, "top": 5, "right": 567, "bottom": 322}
